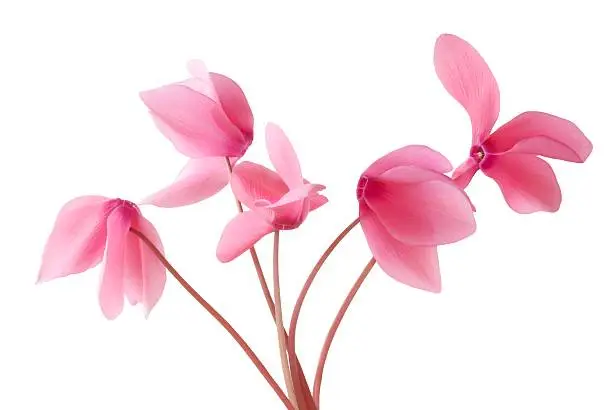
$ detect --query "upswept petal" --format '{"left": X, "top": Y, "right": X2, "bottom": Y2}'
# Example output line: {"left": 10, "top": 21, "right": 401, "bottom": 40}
{"left": 434, "top": 34, "right": 500, "bottom": 144}
{"left": 481, "top": 153, "right": 561, "bottom": 213}
{"left": 231, "top": 161, "right": 288, "bottom": 208}
{"left": 184, "top": 59, "right": 219, "bottom": 101}
{"left": 216, "top": 211, "right": 275, "bottom": 262}
{"left": 452, "top": 157, "right": 479, "bottom": 189}
{"left": 309, "top": 194, "right": 328, "bottom": 211}
{"left": 38, "top": 196, "right": 110, "bottom": 283}
{"left": 364, "top": 145, "right": 453, "bottom": 178}
{"left": 265, "top": 123, "right": 303, "bottom": 188}
{"left": 364, "top": 166, "right": 476, "bottom": 246}
{"left": 99, "top": 208, "right": 131, "bottom": 320}
{"left": 359, "top": 205, "right": 441, "bottom": 293}
{"left": 142, "top": 157, "right": 231, "bottom": 208}
{"left": 485, "top": 111, "right": 592, "bottom": 162}
{"left": 140, "top": 84, "right": 246, "bottom": 158}
{"left": 133, "top": 215, "right": 167, "bottom": 316}
{"left": 211, "top": 73, "right": 254, "bottom": 138}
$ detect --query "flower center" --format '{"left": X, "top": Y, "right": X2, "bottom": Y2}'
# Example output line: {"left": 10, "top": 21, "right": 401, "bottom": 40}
{"left": 356, "top": 176, "right": 369, "bottom": 201}
{"left": 470, "top": 146, "right": 486, "bottom": 164}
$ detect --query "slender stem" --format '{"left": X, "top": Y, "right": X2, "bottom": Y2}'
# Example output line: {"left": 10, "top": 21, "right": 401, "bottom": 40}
{"left": 312, "top": 258, "right": 377, "bottom": 406}
{"left": 225, "top": 157, "right": 314, "bottom": 409}
{"left": 273, "top": 231, "right": 298, "bottom": 407}
{"left": 287, "top": 218, "right": 360, "bottom": 407}
{"left": 130, "top": 228, "right": 294, "bottom": 410}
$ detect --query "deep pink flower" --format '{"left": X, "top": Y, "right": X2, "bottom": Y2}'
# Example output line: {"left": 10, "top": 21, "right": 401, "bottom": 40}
{"left": 38, "top": 197, "right": 166, "bottom": 319}
{"left": 434, "top": 34, "right": 592, "bottom": 213}
{"left": 140, "top": 60, "right": 253, "bottom": 207}
{"left": 358, "top": 145, "right": 476, "bottom": 292}
{"left": 217, "top": 123, "right": 327, "bottom": 262}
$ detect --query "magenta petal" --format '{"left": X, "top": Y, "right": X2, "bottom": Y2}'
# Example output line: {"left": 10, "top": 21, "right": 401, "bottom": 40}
{"left": 359, "top": 206, "right": 441, "bottom": 293}
{"left": 231, "top": 161, "right": 288, "bottom": 208}
{"left": 216, "top": 211, "right": 275, "bottom": 262}
{"left": 485, "top": 111, "right": 593, "bottom": 162}
{"left": 452, "top": 157, "right": 479, "bottom": 189}
{"left": 364, "top": 145, "right": 453, "bottom": 178}
{"left": 434, "top": 34, "right": 500, "bottom": 144}
{"left": 134, "top": 216, "right": 166, "bottom": 316}
{"left": 210, "top": 73, "right": 254, "bottom": 138}
{"left": 143, "top": 157, "right": 231, "bottom": 208}
{"left": 99, "top": 209, "right": 131, "bottom": 320}
{"left": 482, "top": 153, "right": 562, "bottom": 213}
{"left": 309, "top": 194, "right": 328, "bottom": 211}
{"left": 38, "top": 196, "right": 110, "bottom": 283}
{"left": 365, "top": 167, "right": 476, "bottom": 246}
{"left": 140, "top": 84, "right": 246, "bottom": 158}
{"left": 265, "top": 123, "right": 303, "bottom": 188}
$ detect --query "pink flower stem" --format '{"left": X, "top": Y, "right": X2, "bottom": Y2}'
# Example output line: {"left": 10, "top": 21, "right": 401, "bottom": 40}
{"left": 287, "top": 218, "right": 360, "bottom": 406}
{"left": 273, "top": 231, "right": 298, "bottom": 408}
{"left": 312, "top": 257, "right": 377, "bottom": 406}
{"left": 224, "top": 157, "right": 314, "bottom": 409}
{"left": 130, "top": 228, "right": 295, "bottom": 410}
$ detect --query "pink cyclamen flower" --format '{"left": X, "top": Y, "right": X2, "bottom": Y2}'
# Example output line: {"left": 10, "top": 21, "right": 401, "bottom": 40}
{"left": 217, "top": 123, "right": 327, "bottom": 262}
{"left": 434, "top": 34, "right": 592, "bottom": 213}
{"left": 140, "top": 60, "right": 254, "bottom": 207}
{"left": 358, "top": 145, "right": 476, "bottom": 292}
{"left": 38, "top": 197, "right": 166, "bottom": 319}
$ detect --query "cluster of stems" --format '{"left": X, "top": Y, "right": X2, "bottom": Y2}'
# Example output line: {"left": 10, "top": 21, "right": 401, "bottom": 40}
{"left": 131, "top": 159, "right": 375, "bottom": 409}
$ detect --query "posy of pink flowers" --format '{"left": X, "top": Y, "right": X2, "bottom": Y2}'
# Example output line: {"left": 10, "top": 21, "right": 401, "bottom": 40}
{"left": 37, "top": 34, "right": 592, "bottom": 409}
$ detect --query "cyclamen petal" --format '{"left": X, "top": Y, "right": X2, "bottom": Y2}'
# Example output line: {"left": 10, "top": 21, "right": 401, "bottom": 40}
{"left": 364, "top": 145, "right": 453, "bottom": 177}
{"left": 210, "top": 73, "right": 254, "bottom": 137}
{"left": 434, "top": 34, "right": 500, "bottom": 144}
{"left": 452, "top": 157, "right": 479, "bottom": 190}
{"left": 134, "top": 216, "right": 166, "bottom": 316}
{"left": 217, "top": 211, "right": 275, "bottom": 262}
{"left": 266, "top": 123, "right": 303, "bottom": 188}
{"left": 231, "top": 161, "right": 288, "bottom": 208}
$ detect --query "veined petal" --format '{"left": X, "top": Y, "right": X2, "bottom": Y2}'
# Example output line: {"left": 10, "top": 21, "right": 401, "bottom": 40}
{"left": 99, "top": 209, "right": 131, "bottom": 320}
{"left": 140, "top": 84, "right": 247, "bottom": 158}
{"left": 211, "top": 73, "right": 254, "bottom": 138}
{"left": 216, "top": 211, "right": 275, "bottom": 262}
{"left": 184, "top": 59, "right": 219, "bottom": 101}
{"left": 265, "top": 123, "right": 303, "bottom": 188}
{"left": 359, "top": 205, "right": 441, "bottom": 293}
{"left": 134, "top": 215, "right": 166, "bottom": 316}
{"left": 309, "top": 194, "right": 328, "bottom": 211}
{"left": 38, "top": 196, "right": 110, "bottom": 283}
{"left": 482, "top": 153, "right": 562, "bottom": 213}
{"left": 364, "top": 145, "right": 453, "bottom": 178}
{"left": 231, "top": 161, "right": 288, "bottom": 208}
{"left": 142, "top": 157, "right": 231, "bottom": 208}
{"left": 364, "top": 166, "right": 476, "bottom": 246}
{"left": 123, "top": 233, "right": 143, "bottom": 306}
{"left": 434, "top": 34, "right": 500, "bottom": 144}
{"left": 452, "top": 157, "right": 479, "bottom": 189}
{"left": 485, "top": 111, "right": 592, "bottom": 162}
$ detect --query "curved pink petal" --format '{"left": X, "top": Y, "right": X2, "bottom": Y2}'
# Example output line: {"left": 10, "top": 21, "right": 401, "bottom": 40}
{"left": 134, "top": 215, "right": 167, "bottom": 316}
{"left": 364, "top": 145, "right": 453, "bottom": 178}
{"left": 434, "top": 34, "right": 500, "bottom": 144}
{"left": 265, "top": 123, "right": 303, "bottom": 188}
{"left": 142, "top": 157, "right": 231, "bottom": 208}
{"left": 364, "top": 166, "right": 476, "bottom": 246}
{"left": 452, "top": 157, "right": 479, "bottom": 189}
{"left": 482, "top": 153, "right": 561, "bottom": 213}
{"left": 99, "top": 209, "right": 131, "bottom": 320}
{"left": 485, "top": 111, "right": 592, "bottom": 162}
{"left": 38, "top": 196, "right": 110, "bottom": 283}
{"left": 123, "top": 233, "right": 143, "bottom": 306}
{"left": 359, "top": 205, "right": 441, "bottom": 293}
{"left": 184, "top": 60, "right": 219, "bottom": 101}
{"left": 216, "top": 211, "right": 275, "bottom": 262}
{"left": 309, "top": 194, "right": 328, "bottom": 211}
{"left": 231, "top": 161, "right": 288, "bottom": 208}
{"left": 211, "top": 73, "right": 254, "bottom": 138}
{"left": 140, "top": 84, "right": 247, "bottom": 158}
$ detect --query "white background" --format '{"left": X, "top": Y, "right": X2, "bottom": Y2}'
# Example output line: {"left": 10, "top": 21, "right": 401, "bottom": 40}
{"left": 1, "top": 1, "right": 610, "bottom": 409}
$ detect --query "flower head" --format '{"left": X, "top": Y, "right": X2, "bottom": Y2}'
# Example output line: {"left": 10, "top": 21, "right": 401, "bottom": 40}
{"left": 38, "top": 196, "right": 166, "bottom": 319}
{"left": 434, "top": 34, "right": 592, "bottom": 213}
{"left": 217, "top": 123, "right": 327, "bottom": 262}
{"left": 140, "top": 60, "right": 254, "bottom": 208}
{"left": 358, "top": 146, "right": 476, "bottom": 292}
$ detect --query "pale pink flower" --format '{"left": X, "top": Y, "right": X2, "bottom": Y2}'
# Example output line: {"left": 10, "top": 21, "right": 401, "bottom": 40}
{"left": 38, "top": 197, "right": 166, "bottom": 319}
{"left": 217, "top": 123, "right": 327, "bottom": 262}
{"left": 358, "top": 145, "right": 476, "bottom": 292}
{"left": 140, "top": 60, "right": 253, "bottom": 207}
{"left": 434, "top": 34, "right": 592, "bottom": 213}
